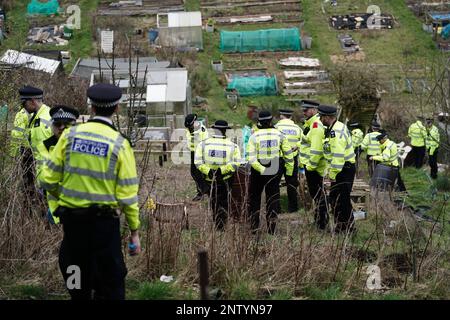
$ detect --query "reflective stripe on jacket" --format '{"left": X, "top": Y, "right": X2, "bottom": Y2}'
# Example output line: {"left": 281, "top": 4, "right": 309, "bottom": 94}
{"left": 408, "top": 121, "right": 427, "bottom": 147}
{"left": 194, "top": 135, "right": 241, "bottom": 181}
{"left": 351, "top": 128, "right": 364, "bottom": 148}
{"left": 28, "top": 104, "right": 53, "bottom": 162}
{"left": 361, "top": 131, "right": 382, "bottom": 156}
{"left": 9, "top": 108, "right": 30, "bottom": 157}
{"left": 372, "top": 139, "right": 399, "bottom": 167}
{"left": 275, "top": 118, "right": 302, "bottom": 157}
{"left": 247, "top": 128, "right": 294, "bottom": 175}
{"left": 186, "top": 124, "right": 208, "bottom": 152}
{"left": 302, "top": 114, "right": 327, "bottom": 176}
{"left": 426, "top": 125, "right": 440, "bottom": 156}
{"left": 39, "top": 120, "right": 140, "bottom": 230}
{"left": 323, "top": 121, "right": 356, "bottom": 180}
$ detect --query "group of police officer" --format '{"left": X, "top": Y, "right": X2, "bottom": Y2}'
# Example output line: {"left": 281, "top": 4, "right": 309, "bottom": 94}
{"left": 188, "top": 100, "right": 359, "bottom": 235}
{"left": 11, "top": 84, "right": 140, "bottom": 300}
{"left": 10, "top": 83, "right": 441, "bottom": 300}
{"left": 187, "top": 100, "right": 442, "bottom": 236}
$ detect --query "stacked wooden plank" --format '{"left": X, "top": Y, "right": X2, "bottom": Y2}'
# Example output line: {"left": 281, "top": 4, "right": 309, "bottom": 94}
{"left": 281, "top": 57, "right": 331, "bottom": 96}
{"left": 97, "top": 0, "right": 184, "bottom": 16}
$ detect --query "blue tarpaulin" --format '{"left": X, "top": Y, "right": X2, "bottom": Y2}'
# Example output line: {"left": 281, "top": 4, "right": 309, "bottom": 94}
{"left": 429, "top": 13, "right": 450, "bottom": 21}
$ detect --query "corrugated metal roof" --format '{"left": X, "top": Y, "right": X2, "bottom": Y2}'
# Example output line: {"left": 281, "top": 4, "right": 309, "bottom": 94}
{"left": 168, "top": 11, "right": 202, "bottom": 27}
{"left": 71, "top": 57, "right": 169, "bottom": 80}
{"left": 0, "top": 49, "right": 60, "bottom": 75}
{"left": 146, "top": 68, "right": 188, "bottom": 102}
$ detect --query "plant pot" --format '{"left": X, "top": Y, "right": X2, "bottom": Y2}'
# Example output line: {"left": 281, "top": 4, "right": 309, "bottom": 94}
{"left": 211, "top": 60, "right": 223, "bottom": 73}
{"left": 206, "top": 24, "right": 214, "bottom": 33}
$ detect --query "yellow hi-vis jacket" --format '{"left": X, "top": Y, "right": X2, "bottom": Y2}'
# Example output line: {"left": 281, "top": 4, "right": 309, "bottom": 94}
{"left": 275, "top": 118, "right": 302, "bottom": 157}
{"left": 426, "top": 125, "right": 440, "bottom": 156}
{"left": 186, "top": 123, "right": 209, "bottom": 152}
{"left": 361, "top": 131, "right": 382, "bottom": 156}
{"left": 247, "top": 128, "right": 294, "bottom": 175}
{"left": 9, "top": 108, "right": 30, "bottom": 157}
{"left": 301, "top": 114, "right": 327, "bottom": 176}
{"left": 323, "top": 121, "right": 356, "bottom": 180}
{"left": 194, "top": 135, "right": 241, "bottom": 181}
{"left": 372, "top": 139, "right": 399, "bottom": 167}
{"left": 36, "top": 135, "right": 60, "bottom": 224}
{"left": 351, "top": 128, "right": 364, "bottom": 148}
{"left": 28, "top": 104, "right": 53, "bottom": 161}
{"left": 408, "top": 121, "right": 427, "bottom": 147}
{"left": 39, "top": 119, "right": 140, "bottom": 231}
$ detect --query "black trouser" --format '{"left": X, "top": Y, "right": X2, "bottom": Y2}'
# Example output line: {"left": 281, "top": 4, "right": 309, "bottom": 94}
{"left": 58, "top": 207, "right": 127, "bottom": 300}
{"left": 329, "top": 163, "right": 356, "bottom": 233}
{"left": 305, "top": 169, "right": 328, "bottom": 229}
{"left": 281, "top": 156, "right": 299, "bottom": 212}
{"left": 411, "top": 146, "right": 426, "bottom": 169}
{"left": 354, "top": 147, "right": 361, "bottom": 167}
{"left": 209, "top": 177, "right": 233, "bottom": 230}
{"left": 248, "top": 163, "right": 282, "bottom": 234}
{"left": 20, "top": 147, "right": 37, "bottom": 200}
{"left": 366, "top": 155, "right": 379, "bottom": 177}
{"left": 190, "top": 151, "right": 210, "bottom": 196}
{"left": 429, "top": 149, "right": 438, "bottom": 179}
{"left": 396, "top": 169, "right": 407, "bottom": 192}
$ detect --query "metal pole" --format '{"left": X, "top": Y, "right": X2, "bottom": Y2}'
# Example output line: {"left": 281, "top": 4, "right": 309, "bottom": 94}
{"left": 198, "top": 249, "right": 209, "bottom": 300}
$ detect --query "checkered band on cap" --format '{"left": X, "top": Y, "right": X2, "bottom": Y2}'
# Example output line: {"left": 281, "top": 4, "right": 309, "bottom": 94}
{"left": 88, "top": 98, "right": 122, "bottom": 108}
{"left": 52, "top": 108, "right": 78, "bottom": 121}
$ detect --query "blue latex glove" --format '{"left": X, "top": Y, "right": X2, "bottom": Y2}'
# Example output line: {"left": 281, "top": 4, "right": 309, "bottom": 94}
{"left": 46, "top": 209, "right": 56, "bottom": 225}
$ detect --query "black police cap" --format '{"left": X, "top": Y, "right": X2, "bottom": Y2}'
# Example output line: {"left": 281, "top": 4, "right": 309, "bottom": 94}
{"left": 348, "top": 122, "right": 360, "bottom": 127}
{"left": 184, "top": 114, "right": 197, "bottom": 127}
{"left": 212, "top": 120, "right": 231, "bottom": 129}
{"left": 376, "top": 132, "right": 388, "bottom": 141}
{"left": 87, "top": 83, "right": 122, "bottom": 108}
{"left": 258, "top": 110, "right": 273, "bottom": 121}
{"left": 50, "top": 105, "right": 80, "bottom": 122}
{"left": 19, "top": 86, "right": 43, "bottom": 100}
{"left": 279, "top": 109, "right": 293, "bottom": 116}
{"left": 299, "top": 99, "right": 320, "bottom": 109}
{"left": 318, "top": 105, "right": 337, "bottom": 116}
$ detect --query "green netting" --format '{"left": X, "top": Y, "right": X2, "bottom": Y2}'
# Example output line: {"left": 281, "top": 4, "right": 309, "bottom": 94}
{"left": 220, "top": 28, "right": 301, "bottom": 53}
{"left": 227, "top": 76, "right": 278, "bottom": 97}
{"left": 27, "top": 0, "right": 60, "bottom": 16}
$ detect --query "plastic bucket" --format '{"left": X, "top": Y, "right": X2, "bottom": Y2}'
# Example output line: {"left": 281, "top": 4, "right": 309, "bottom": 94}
{"left": 370, "top": 164, "right": 398, "bottom": 190}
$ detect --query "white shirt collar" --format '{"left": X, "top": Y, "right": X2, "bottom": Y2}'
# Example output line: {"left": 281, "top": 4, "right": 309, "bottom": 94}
{"left": 93, "top": 116, "right": 113, "bottom": 125}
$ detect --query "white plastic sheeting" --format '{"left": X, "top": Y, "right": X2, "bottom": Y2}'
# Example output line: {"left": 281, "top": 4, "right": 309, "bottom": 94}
{"left": 0, "top": 49, "right": 60, "bottom": 75}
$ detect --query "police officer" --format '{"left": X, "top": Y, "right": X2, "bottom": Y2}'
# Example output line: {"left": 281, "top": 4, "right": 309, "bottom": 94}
{"left": 361, "top": 122, "right": 382, "bottom": 177}
{"left": 13, "top": 86, "right": 52, "bottom": 203}
{"left": 36, "top": 106, "right": 80, "bottom": 224}
{"left": 370, "top": 132, "right": 406, "bottom": 192}
{"left": 194, "top": 120, "right": 241, "bottom": 230}
{"left": 39, "top": 83, "right": 141, "bottom": 300}
{"left": 275, "top": 108, "right": 302, "bottom": 212}
{"left": 300, "top": 100, "right": 328, "bottom": 230}
{"left": 247, "top": 110, "right": 294, "bottom": 234}
{"left": 185, "top": 113, "right": 209, "bottom": 201}
{"left": 425, "top": 117, "right": 440, "bottom": 179}
{"left": 408, "top": 117, "right": 427, "bottom": 168}
{"left": 319, "top": 105, "right": 356, "bottom": 233}
{"left": 348, "top": 122, "right": 364, "bottom": 164}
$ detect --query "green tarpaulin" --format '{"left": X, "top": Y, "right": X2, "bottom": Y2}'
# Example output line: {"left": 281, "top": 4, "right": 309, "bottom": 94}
{"left": 227, "top": 76, "right": 278, "bottom": 97}
{"left": 27, "top": 0, "right": 60, "bottom": 16}
{"left": 220, "top": 28, "right": 301, "bottom": 53}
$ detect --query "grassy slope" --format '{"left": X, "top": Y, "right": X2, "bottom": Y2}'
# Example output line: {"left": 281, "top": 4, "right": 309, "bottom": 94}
{"left": 193, "top": 0, "right": 444, "bottom": 126}
{"left": 302, "top": 0, "right": 439, "bottom": 67}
